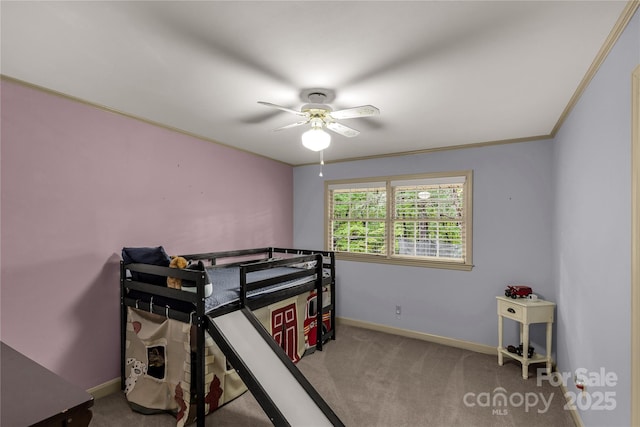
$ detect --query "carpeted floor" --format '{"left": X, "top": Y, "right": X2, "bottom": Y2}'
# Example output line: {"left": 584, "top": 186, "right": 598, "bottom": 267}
{"left": 90, "top": 324, "right": 576, "bottom": 426}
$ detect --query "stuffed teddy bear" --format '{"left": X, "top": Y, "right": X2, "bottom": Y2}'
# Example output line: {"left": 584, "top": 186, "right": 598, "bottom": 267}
{"left": 167, "top": 256, "right": 188, "bottom": 289}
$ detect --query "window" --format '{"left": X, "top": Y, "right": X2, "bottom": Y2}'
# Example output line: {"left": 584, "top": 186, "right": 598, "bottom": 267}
{"left": 146, "top": 346, "right": 166, "bottom": 379}
{"left": 326, "top": 171, "right": 473, "bottom": 270}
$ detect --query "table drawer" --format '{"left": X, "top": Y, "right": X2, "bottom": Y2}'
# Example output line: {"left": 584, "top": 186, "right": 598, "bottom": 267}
{"left": 498, "top": 300, "right": 523, "bottom": 321}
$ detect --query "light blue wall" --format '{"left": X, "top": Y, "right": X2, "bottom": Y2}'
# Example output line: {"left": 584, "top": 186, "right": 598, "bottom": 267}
{"left": 294, "top": 9, "right": 638, "bottom": 427}
{"left": 294, "top": 140, "right": 555, "bottom": 349}
{"left": 552, "top": 8, "right": 639, "bottom": 427}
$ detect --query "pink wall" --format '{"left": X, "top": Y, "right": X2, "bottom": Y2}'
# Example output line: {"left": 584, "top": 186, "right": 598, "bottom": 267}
{"left": 0, "top": 79, "right": 293, "bottom": 389}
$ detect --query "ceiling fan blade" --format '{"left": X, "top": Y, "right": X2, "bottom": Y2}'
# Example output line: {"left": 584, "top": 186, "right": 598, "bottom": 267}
{"left": 326, "top": 122, "right": 360, "bottom": 138}
{"left": 329, "top": 105, "right": 380, "bottom": 120}
{"left": 258, "top": 101, "right": 306, "bottom": 117}
{"left": 273, "top": 120, "right": 309, "bottom": 131}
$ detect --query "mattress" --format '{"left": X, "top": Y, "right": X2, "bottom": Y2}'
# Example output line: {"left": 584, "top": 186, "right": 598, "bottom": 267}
{"left": 204, "top": 266, "right": 324, "bottom": 313}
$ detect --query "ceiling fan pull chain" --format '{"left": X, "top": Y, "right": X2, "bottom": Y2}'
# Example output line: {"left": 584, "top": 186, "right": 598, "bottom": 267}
{"left": 319, "top": 151, "right": 324, "bottom": 177}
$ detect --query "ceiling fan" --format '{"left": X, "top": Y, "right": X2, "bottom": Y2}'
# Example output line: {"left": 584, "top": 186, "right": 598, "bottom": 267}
{"left": 258, "top": 88, "right": 380, "bottom": 152}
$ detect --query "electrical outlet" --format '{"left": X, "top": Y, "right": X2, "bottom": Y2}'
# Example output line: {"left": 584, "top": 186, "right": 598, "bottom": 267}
{"left": 395, "top": 305, "right": 401, "bottom": 316}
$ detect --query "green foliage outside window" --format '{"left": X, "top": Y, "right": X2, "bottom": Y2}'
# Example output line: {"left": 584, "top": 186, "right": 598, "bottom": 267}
{"left": 327, "top": 172, "right": 471, "bottom": 268}
{"left": 393, "top": 185, "right": 464, "bottom": 258}
{"left": 331, "top": 190, "right": 386, "bottom": 254}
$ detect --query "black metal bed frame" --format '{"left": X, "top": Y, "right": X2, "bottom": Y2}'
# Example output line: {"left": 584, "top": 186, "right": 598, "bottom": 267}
{"left": 120, "top": 247, "right": 337, "bottom": 426}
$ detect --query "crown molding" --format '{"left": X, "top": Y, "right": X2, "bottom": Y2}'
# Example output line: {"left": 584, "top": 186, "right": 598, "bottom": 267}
{"left": 551, "top": 0, "right": 640, "bottom": 137}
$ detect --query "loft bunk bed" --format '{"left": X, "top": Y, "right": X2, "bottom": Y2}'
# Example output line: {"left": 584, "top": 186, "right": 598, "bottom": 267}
{"left": 120, "top": 246, "right": 339, "bottom": 427}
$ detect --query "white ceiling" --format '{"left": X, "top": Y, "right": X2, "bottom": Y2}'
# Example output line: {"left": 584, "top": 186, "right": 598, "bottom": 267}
{"left": 0, "top": 1, "right": 629, "bottom": 165}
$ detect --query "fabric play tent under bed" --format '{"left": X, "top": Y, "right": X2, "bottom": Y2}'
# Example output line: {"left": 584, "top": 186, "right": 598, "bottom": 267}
{"left": 120, "top": 246, "right": 336, "bottom": 426}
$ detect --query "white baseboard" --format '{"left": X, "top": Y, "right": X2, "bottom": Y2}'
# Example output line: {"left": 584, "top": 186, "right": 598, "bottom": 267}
{"left": 336, "top": 316, "right": 497, "bottom": 355}
{"left": 87, "top": 377, "right": 121, "bottom": 399}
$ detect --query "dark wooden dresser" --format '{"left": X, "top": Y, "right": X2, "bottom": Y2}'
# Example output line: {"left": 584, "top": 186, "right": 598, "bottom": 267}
{"left": 1, "top": 342, "right": 94, "bottom": 426}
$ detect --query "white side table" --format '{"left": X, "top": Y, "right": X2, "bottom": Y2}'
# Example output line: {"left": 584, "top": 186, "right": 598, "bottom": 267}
{"left": 496, "top": 296, "right": 555, "bottom": 379}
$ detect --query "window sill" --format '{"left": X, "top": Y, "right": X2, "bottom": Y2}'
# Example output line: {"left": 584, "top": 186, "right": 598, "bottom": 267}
{"left": 334, "top": 253, "right": 474, "bottom": 271}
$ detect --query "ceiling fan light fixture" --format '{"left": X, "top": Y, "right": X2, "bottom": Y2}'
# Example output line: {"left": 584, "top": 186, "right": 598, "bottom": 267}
{"left": 258, "top": 89, "right": 379, "bottom": 152}
{"left": 301, "top": 127, "right": 331, "bottom": 151}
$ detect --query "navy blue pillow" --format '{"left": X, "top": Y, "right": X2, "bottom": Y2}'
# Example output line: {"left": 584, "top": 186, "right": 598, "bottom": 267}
{"left": 122, "top": 246, "right": 171, "bottom": 286}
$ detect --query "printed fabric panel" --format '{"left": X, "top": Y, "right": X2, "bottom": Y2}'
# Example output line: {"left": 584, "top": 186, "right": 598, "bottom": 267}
{"left": 125, "top": 308, "right": 247, "bottom": 426}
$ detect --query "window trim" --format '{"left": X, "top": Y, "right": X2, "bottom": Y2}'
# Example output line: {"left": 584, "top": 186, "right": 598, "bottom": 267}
{"left": 324, "top": 170, "right": 473, "bottom": 271}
